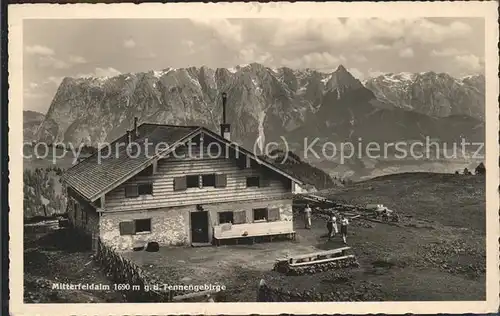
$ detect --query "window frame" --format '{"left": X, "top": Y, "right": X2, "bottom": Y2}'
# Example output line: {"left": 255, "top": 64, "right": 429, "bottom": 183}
{"left": 218, "top": 211, "right": 234, "bottom": 224}
{"left": 186, "top": 175, "right": 200, "bottom": 188}
{"left": 137, "top": 182, "right": 153, "bottom": 195}
{"left": 202, "top": 174, "right": 216, "bottom": 187}
{"left": 253, "top": 208, "right": 268, "bottom": 222}
{"left": 134, "top": 218, "right": 152, "bottom": 234}
{"left": 246, "top": 176, "right": 260, "bottom": 188}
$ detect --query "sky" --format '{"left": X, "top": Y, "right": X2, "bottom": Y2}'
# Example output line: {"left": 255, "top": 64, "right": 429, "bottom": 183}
{"left": 23, "top": 17, "right": 485, "bottom": 113}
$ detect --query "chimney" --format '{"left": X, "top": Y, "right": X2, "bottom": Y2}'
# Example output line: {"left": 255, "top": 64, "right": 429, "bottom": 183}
{"left": 220, "top": 92, "right": 231, "bottom": 141}
{"left": 126, "top": 130, "right": 132, "bottom": 145}
{"left": 134, "top": 117, "right": 138, "bottom": 138}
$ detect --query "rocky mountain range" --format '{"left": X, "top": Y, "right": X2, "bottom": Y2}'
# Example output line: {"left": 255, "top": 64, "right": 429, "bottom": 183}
{"left": 33, "top": 63, "right": 484, "bottom": 145}
{"left": 26, "top": 63, "right": 485, "bottom": 179}
{"left": 364, "top": 72, "right": 484, "bottom": 120}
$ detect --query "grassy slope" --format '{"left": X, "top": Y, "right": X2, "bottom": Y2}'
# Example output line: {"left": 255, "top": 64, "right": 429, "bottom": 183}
{"left": 265, "top": 172, "right": 486, "bottom": 301}
{"left": 321, "top": 172, "right": 485, "bottom": 231}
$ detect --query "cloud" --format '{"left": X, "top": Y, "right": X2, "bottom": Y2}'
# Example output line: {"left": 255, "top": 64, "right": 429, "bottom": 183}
{"left": 137, "top": 52, "right": 157, "bottom": 60}
{"left": 266, "top": 18, "right": 473, "bottom": 50}
{"left": 46, "top": 76, "right": 64, "bottom": 86}
{"left": 123, "top": 38, "right": 136, "bottom": 48}
{"left": 367, "top": 69, "right": 385, "bottom": 78}
{"left": 281, "top": 52, "right": 341, "bottom": 71}
{"left": 238, "top": 45, "right": 273, "bottom": 65}
{"left": 348, "top": 68, "right": 365, "bottom": 81}
{"left": 37, "top": 56, "right": 70, "bottom": 69}
{"left": 350, "top": 54, "right": 368, "bottom": 63}
{"left": 69, "top": 55, "right": 87, "bottom": 64}
{"left": 430, "top": 48, "right": 467, "bottom": 57}
{"left": 24, "top": 91, "right": 49, "bottom": 99}
{"left": 409, "top": 20, "right": 472, "bottom": 44}
{"left": 25, "top": 45, "right": 55, "bottom": 56}
{"left": 454, "top": 54, "right": 483, "bottom": 72}
{"left": 182, "top": 40, "right": 195, "bottom": 54}
{"left": 77, "top": 67, "right": 121, "bottom": 78}
{"left": 190, "top": 19, "right": 243, "bottom": 47}
{"left": 366, "top": 44, "right": 392, "bottom": 51}
{"left": 431, "top": 48, "right": 483, "bottom": 73}
{"left": 399, "top": 48, "right": 414, "bottom": 58}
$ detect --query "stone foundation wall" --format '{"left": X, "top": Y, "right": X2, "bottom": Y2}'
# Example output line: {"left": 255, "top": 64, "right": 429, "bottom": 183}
{"left": 100, "top": 198, "right": 293, "bottom": 251}
{"left": 100, "top": 206, "right": 190, "bottom": 251}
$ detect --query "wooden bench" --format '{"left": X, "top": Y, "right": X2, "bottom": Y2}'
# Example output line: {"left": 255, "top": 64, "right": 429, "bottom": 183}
{"left": 276, "top": 247, "right": 351, "bottom": 264}
{"left": 289, "top": 254, "right": 355, "bottom": 267}
{"left": 276, "top": 247, "right": 351, "bottom": 265}
{"left": 213, "top": 221, "right": 296, "bottom": 246}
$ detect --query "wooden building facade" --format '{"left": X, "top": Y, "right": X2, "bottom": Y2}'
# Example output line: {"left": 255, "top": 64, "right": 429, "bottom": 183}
{"left": 63, "top": 121, "right": 303, "bottom": 251}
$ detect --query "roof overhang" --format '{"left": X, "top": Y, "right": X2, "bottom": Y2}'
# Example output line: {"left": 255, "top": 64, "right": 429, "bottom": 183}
{"left": 71, "top": 126, "right": 304, "bottom": 202}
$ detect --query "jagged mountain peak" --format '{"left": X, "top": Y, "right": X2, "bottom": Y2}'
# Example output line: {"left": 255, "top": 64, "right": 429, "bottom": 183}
{"left": 35, "top": 64, "right": 484, "bottom": 149}
{"left": 335, "top": 64, "right": 348, "bottom": 73}
{"left": 365, "top": 71, "right": 485, "bottom": 119}
{"left": 324, "top": 64, "right": 363, "bottom": 93}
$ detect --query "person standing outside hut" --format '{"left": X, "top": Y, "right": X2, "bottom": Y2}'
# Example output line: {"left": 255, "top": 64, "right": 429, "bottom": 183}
{"left": 340, "top": 215, "right": 349, "bottom": 244}
{"left": 304, "top": 204, "right": 312, "bottom": 229}
{"left": 326, "top": 214, "right": 337, "bottom": 240}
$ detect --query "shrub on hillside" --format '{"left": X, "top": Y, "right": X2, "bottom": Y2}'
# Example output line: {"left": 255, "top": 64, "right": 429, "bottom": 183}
{"left": 475, "top": 162, "right": 485, "bottom": 176}
{"left": 23, "top": 169, "right": 67, "bottom": 220}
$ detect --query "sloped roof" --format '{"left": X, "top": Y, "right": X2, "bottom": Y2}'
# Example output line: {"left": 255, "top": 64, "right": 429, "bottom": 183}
{"left": 62, "top": 124, "right": 200, "bottom": 201}
{"left": 63, "top": 123, "right": 304, "bottom": 202}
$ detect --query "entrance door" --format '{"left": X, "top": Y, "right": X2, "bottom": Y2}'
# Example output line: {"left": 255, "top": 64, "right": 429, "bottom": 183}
{"left": 190, "top": 211, "right": 209, "bottom": 243}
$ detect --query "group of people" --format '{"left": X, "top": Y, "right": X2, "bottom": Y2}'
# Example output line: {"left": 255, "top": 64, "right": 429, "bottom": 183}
{"left": 303, "top": 204, "right": 349, "bottom": 244}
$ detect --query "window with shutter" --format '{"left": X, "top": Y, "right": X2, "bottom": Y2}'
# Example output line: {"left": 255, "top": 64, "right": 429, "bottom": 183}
{"left": 134, "top": 218, "right": 151, "bottom": 233}
{"left": 138, "top": 183, "right": 153, "bottom": 195}
{"left": 267, "top": 208, "right": 280, "bottom": 222}
{"left": 253, "top": 208, "right": 268, "bottom": 221}
{"left": 246, "top": 176, "right": 259, "bottom": 187}
{"left": 119, "top": 221, "right": 136, "bottom": 235}
{"left": 186, "top": 175, "right": 200, "bottom": 188}
{"left": 125, "top": 185, "right": 139, "bottom": 198}
{"left": 258, "top": 177, "right": 271, "bottom": 187}
{"left": 174, "top": 176, "right": 187, "bottom": 191}
{"left": 214, "top": 174, "right": 227, "bottom": 188}
{"left": 233, "top": 210, "right": 247, "bottom": 224}
{"left": 236, "top": 156, "right": 246, "bottom": 169}
{"left": 202, "top": 174, "right": 216, "bottom": 187}
{"left": 218, "top": 211, "right": 233, "bottom": 224}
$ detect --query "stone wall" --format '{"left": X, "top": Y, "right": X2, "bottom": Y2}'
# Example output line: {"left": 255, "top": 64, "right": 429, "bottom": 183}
{"left": 100, "top": 205, "right": 190, "bottom": 251}
{"left": 94, "top": 238, "right": 173, "bottom": 302}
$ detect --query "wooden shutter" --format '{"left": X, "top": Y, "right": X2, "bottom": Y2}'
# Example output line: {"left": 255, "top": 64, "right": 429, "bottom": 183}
{"left": 233, "top": 211, "right": 247, "bottom": 224}
{"left": 267, "top": 208, "right": 280, "bottom": 222}
{"left": 258, "top": 176, "right": 271, "bottom": 187}
{"left": 125, "top": 185, "right": 139, "bottom": 198}
{"left": 119, "top": 221, "right": 135, "bottom": 235}
{"left": 214, "top": 174, "right": 227, "bottom": 188}
{"left": 236, "top": 156, "right": 245, "bottom": 169}
{"left": 174, "top": 176, "right": 187, "bottom": 191}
